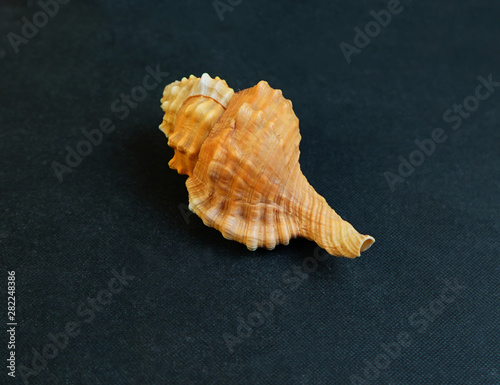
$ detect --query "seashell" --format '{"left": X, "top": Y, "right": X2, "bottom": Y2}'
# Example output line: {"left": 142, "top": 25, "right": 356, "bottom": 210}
{"left": 159, "top": 73, "right": 374, "bottom": 258}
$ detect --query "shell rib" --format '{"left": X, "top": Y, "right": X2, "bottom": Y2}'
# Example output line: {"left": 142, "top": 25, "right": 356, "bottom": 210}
{"left": 159, "top": 73, "right": 374, "bottom": 258}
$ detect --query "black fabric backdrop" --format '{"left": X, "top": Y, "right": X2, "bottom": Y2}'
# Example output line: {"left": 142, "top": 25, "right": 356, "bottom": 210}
{"left": 1, "top": 1, "right": 499, "bottom": 384}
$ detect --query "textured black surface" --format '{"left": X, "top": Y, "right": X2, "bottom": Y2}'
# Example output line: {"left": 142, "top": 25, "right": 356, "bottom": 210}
{"left": 1, "top": 1, "right": 499, "bottom": 384}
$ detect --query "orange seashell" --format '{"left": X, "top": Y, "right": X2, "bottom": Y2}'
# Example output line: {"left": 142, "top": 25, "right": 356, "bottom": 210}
{"left": 159, "top": 73, "right": 374, "bottom": 257}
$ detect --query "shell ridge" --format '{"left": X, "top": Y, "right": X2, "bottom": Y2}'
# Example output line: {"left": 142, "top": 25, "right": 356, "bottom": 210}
{"left": 187, "top": 169, "right": 298, "bottom": 250}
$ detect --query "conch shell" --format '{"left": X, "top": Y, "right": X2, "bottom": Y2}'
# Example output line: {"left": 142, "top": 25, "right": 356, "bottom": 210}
{"left": 159, "top": 73, "right": 374, "bottom": 258}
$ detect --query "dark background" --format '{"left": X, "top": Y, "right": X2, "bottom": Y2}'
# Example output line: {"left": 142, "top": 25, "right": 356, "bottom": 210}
{"left": 1, "top": 0, "right": 499, "bottom": 384}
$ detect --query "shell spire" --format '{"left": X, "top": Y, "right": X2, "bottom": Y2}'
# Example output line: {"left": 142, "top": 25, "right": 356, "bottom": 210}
{"left": 159, "top": 74, "right": 374, "bottom": 258}
{"left": 160, "top": 73, "right": 234, "bottom": 175}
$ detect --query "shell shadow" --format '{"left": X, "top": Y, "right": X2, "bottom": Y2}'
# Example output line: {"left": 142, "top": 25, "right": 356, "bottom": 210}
{"left": 119, "top": 124, "right": 188, "bottom": 217}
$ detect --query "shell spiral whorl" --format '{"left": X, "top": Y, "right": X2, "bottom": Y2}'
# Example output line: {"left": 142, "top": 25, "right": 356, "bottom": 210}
{"left": 159, "top": 73, "right": 374, "bottom": 258}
